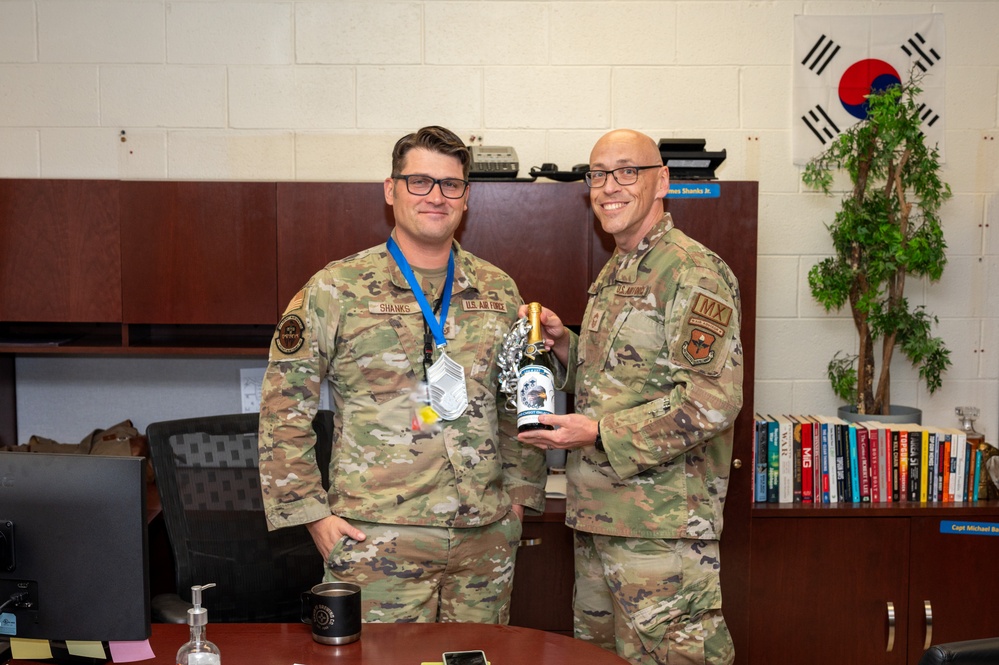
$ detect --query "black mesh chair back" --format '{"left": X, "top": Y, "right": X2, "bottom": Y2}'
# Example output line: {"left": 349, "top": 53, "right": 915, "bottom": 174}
{"left": 146, "top": 411, "right": 333, "bottom": 622}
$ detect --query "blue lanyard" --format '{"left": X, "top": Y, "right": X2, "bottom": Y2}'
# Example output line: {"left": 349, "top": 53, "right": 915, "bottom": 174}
{"left": 386, "top": 237, "right": 454, "bottom": 349}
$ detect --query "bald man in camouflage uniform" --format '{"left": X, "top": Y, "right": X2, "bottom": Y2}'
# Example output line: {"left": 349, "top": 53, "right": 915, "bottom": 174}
{"left": 519, "top": 129, "right": 742, "bottom": 664}
{"left": 259, "top": 126, "right": 546, "bottom": 624}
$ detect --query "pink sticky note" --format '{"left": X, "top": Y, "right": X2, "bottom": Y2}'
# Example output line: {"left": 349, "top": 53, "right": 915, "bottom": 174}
{"left": 108, "top": 639, "right": 156, "bottom": 662}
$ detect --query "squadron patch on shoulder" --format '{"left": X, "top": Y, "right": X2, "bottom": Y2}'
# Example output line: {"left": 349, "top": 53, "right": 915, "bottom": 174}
{"left": 674, "top": 289, "right": 734, "bottom": 374}
{"left": 275, "top": 314, "right": 305, "bottom": 355}
{"left": 682, "top": 328, "right": 718, "bottom": 366}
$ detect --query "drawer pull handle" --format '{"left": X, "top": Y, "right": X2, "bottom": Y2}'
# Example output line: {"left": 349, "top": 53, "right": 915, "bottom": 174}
{"left": 886, "top": 601, "right": 896, "bottom": 652}
{"left": 519, "top": 538, "right": 542, "bottom": 547}
{"left": 924, "top": 600, "right": 933, "bottom": 650}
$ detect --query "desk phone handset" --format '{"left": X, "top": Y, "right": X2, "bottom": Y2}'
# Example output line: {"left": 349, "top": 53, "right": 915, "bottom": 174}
{"left": 468, "top": 145, "right": 519, "bottom": 179}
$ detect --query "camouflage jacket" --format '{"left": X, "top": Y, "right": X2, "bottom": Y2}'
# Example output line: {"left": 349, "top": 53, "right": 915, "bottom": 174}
{"left": 561, "top": 213, "right": 743, "bottom": 540}
{"left": 259, "top": 237, "right": 546, "bottom": 531}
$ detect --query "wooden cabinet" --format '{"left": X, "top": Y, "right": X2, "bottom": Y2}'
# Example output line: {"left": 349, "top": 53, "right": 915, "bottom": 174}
{"left": 120, "top": 181, "right": 277, "bottom": 326}
{"left": 275, "top": 182, "right": 395, "bottom": 314}
{"left": 275, "top": 182, "right": 594, "bottom": 325}
{"left": 906, "top": 515, "right": 999, "bottom": 656}
{"left": 748, "top": 506, "right": 999, "bottom": 665}
{"left": 510, "top": 500, "right": 575, "bottom": 633}
{"left": 0, "top": 179, "right": 121, "bottom": 323}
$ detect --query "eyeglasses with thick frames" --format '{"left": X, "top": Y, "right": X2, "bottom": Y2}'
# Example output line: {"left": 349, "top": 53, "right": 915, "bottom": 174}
{"left": 393, "top": 174, "right": 469, "bottom": 199}
{"left": 584, "top": 165, "right": 661, "bottom": 188}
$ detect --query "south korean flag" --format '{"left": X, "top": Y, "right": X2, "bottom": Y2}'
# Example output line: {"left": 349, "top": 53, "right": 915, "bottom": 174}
{"left": 793, "top": 13, "right": 945, "bottom": 165}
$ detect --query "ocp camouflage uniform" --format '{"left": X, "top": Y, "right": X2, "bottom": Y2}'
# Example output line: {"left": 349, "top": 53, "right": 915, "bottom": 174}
{"left": 560, "top": 213, "right": 743, "bottom": 664}
{"left": 258, "top": 234, "right": 546, "bottom": 623}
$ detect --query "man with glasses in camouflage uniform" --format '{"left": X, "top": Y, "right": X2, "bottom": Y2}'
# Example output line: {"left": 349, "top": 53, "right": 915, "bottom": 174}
{"left": 518, "top": 129, "right": 742, "bottom": 664}
{"left": 259, "top": 125, "right": 546, "bottom": 623}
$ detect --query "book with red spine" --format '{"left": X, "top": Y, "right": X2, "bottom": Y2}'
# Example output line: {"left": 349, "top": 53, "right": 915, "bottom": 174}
{"left": 862, "top": 422, "right": 882, "bottom": 503}
{"left": 890, "top": 429, "right": 902, "bottom": 502}
{"left": 856, "top": 424, "right": 871, "bottom": 502}
{"left": 800, "top": 417, "right": 814, "bottom": 503}
{"left": 899, "top": 428, "right": 910, "bottom": 502}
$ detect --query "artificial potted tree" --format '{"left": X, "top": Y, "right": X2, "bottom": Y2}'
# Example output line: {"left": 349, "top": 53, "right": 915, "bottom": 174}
{"left": 803, "top": 73, "right": 952, "bottom": 420}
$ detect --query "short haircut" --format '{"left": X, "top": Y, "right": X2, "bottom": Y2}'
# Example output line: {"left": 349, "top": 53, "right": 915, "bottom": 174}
{"left": 391, "top": 126, "right": 471, "bottom": 179}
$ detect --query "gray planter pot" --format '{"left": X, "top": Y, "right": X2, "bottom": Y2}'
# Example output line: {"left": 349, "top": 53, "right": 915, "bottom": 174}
{"left": 837, "top": 404, "right": 922, "bottom": 425}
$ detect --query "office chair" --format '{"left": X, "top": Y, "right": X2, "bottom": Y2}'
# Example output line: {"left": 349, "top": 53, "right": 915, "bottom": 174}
{"left": 146, "top": 411, "right": 334, "bottom": 623}
{"left": 918, "top": 637, "right": 999, "bottom": 665}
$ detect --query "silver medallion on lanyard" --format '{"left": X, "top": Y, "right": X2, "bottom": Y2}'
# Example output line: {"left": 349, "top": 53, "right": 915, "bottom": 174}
{"left": 386, "top": 237, "right": 468, "bottom": 421}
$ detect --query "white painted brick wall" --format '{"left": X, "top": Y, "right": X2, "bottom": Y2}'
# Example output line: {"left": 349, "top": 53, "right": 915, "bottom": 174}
{"left": 38, "top": 1, "right": 165, "bottom": 63}
{"left": 296, "top": 2, "right": 423, "bottom": 65}
{"left": 0, "top": 1, "right": 37, "bottom": 63}
{"left": 426, "top": 3, "right": 549, "bottom": 66}
{"left": 166, "top": 2, "right": 294, "bottom": 65}
{"left": 101, "top": 65, "right": 227, "bottom": 128}
{"left": 0, "top": 65, "right": 100, "bottom": 126}
{"left": 2, "top": 0, "right": 997, "bottom": 442}
{"left": 228, "top": 66, "right": 355, "bottom": 129}
{"left": 550, "top": 2, "right": 677, "bottom": 66}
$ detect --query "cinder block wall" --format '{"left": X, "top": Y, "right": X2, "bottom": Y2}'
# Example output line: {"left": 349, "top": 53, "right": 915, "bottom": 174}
{"left": 2, "top": 1, "right": 997, "bottom": 441}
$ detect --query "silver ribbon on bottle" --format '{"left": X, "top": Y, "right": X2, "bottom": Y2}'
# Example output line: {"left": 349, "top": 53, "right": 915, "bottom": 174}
{"left": 497, "top": 316, "right": 531, "bottom": 412}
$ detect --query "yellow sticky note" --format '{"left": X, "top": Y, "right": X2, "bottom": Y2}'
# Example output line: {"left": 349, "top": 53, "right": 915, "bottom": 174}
{"left": 10, "top": 637, "right": 53, "bottom": 660}
{"left": 67, "top": 640, "right": 108, "bottom": 659}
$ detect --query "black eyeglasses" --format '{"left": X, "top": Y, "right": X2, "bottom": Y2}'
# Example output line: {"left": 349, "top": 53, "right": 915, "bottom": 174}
{"left": 584, "top": 165, "right": 661, "bottom": 188}
{"left": 392, "top": 174, "right": 469, "bottom": 199}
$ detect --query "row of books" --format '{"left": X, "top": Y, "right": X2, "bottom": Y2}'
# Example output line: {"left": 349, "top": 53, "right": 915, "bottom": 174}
{"left": 753, "top": 414, "right": 988, "bottom": 504}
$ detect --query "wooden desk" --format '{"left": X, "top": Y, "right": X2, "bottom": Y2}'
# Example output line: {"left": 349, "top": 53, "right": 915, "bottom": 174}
{"left": 5, "top": 623, "right": 629, "bottom": 664}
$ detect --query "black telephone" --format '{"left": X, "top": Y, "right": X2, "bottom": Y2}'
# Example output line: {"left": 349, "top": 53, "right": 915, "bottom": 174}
{"left": 468, "top": 145, "right": 519, "bottom": 179}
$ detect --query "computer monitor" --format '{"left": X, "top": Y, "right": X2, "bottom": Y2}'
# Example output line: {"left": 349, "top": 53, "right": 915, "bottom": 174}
{"left": 0, "top": 452, "right": 150, "bottom": 662}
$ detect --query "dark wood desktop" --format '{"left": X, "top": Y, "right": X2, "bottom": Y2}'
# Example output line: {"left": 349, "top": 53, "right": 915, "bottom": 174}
{"left": 9, "top": 622, "right": 630, "bottom": 664}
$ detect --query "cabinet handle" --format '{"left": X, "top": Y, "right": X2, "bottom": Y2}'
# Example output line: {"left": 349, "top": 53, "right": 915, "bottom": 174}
{"left": 519, "top": 538, "right": 542, "bottom": 547}
{"left": 923, "top": 600, "right": 933, "bottom": 650}
{"left": 886, "top": 601, "right": 896, "bottom": 652}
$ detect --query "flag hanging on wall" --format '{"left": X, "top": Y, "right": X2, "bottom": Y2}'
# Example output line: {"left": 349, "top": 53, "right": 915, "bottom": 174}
{"left": 793, "top": 13, "right": 945, "bottom": 165}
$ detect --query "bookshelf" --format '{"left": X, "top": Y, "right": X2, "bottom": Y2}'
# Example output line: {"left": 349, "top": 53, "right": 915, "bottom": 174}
{"left": 749, "top": 415, "right": 999, "bottom": 664}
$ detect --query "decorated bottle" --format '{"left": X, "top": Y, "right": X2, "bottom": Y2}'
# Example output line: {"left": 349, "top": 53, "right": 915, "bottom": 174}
{"left": 176, "top": 583, "right": 221, "bottom": 665}
{"left": 956, "top": 407, "right": 985, "bottom": 449}
{"left": 517, "top": 303, "right": 556, "bottom": 432}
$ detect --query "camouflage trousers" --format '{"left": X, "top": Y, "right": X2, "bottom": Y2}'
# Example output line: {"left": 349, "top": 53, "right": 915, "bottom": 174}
{"left": 324, "top": 510, "right": 523, "bottom": 623}
{"left": 573, "top": 532, "right": 734, "bottom": 665}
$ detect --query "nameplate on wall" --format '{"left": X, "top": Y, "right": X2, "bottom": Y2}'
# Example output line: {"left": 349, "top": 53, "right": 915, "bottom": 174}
{"left": 666, "top": 183, "right": 721, "bottom": 199}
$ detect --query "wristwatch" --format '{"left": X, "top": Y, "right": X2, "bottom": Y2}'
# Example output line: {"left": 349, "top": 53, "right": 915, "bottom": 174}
{"left": 594, "top": 424, "right": 605, "bottom": 452}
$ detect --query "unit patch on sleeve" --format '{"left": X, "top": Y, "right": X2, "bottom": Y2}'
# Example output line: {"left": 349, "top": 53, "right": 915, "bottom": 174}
{"left": 275, "top": 314, "right": 305, "bottom": 355}
{"left": 673, "top": 288, "right": 734, "bottom": 375}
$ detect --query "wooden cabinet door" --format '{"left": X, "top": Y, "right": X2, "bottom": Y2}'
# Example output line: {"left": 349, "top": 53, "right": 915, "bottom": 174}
{"left": 275, "top": 183, "right": 395, "bottom": 312}
{"left": 276, "top": 182, "right": 593, "bottom": 325}
{"left": 459, "top": 182, "right": 592, "bottom": 326}
{"left": 510, "top": 518, "right": 575, "bottom": 633}
{"left": 749, "top": 517, "right": 910, "bottom": 665}
{"left": 0, "top": 179, "right": 121, "bottom": 322}
{"left": 120, "top": 182, "right": 277, "bottom": 324}
{"left": 906, "top": 515, "right": 999, "bottom": 661}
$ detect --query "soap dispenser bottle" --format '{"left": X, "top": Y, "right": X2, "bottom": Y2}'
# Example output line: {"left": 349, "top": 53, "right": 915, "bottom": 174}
{"left": 176, "top": 583, "right": 221, "bottom": 665}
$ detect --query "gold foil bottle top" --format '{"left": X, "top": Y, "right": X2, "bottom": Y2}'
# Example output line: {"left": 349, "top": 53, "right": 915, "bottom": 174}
{"left": 527, "top": 302, "right": 544, "bottom": 346}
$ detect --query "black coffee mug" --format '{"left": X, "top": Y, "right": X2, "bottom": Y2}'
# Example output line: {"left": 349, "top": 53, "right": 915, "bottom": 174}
{"left": 300, "top": 581, "right": 362, "bottom": 645}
